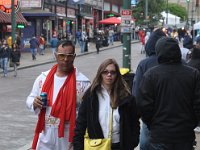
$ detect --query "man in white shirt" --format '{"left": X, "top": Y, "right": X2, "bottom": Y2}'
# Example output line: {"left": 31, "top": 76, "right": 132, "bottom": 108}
{"left": 26, "top": 40, "right": 90, "bottom": 150}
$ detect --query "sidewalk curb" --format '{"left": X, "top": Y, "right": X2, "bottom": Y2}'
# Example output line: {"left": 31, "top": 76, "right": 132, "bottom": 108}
{"left": 1, "top": 41, "right": 139, "bottom": 73}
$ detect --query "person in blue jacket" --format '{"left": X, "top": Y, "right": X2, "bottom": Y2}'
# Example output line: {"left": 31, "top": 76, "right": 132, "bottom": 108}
{"left": 50, "top": 35, "right": 59, "bottom": 59}
{"left": 29, "top": 35, "right": 39, "bottom": 60}
{"left": 132, "top": 28, "right": 166, "bottom": 150}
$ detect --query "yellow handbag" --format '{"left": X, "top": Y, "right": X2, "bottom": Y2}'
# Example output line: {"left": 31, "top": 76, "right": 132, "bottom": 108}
{"left": 84, "top": 109, "right": 113, "bottom": 150}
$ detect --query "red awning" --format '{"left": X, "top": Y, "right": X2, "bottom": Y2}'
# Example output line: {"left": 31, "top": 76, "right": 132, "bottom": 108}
{"left": 0, "top": 11, "right": 28, "bottom": 25}
{"left": 99, "top": 17, "right": 121, "bottom": 25}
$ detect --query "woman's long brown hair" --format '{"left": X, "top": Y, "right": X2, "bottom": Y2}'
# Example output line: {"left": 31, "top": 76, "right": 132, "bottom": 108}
{"left": 90, "top": 58, "right": 130, "bottom": 108}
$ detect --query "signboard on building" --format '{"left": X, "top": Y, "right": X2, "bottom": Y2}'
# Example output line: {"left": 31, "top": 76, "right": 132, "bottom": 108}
{"left": 0, "top": 0, "right": 20, "bottom": 13}
{"left": 121, "top": 9, "right": 132, "bottom": 33}
{"left": 21, "top": 0, "right": 41, "bottom": 8}
{"left": 56, "top": 6, "right": 76, "bottom": 18}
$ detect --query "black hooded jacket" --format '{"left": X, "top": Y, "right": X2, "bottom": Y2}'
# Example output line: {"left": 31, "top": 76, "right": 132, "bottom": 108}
{"left": 188, "top": 47, "right": 200, "bottom": 71}
{"left": 132, "top": 29, "right": 166, "bottom": 98}
{"left": 138, "top": 37, "right": 200, "bottom": 143}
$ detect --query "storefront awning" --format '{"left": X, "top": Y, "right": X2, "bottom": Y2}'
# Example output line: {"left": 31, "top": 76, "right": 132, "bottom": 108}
{"left": 0, "top": 11, "right": 28, "bottom": 24}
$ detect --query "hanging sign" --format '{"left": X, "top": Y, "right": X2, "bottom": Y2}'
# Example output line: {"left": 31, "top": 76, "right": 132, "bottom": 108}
{"left": 121, "top": 9, "right": 132, "bottom": 33}
{"left": 0, "top": 0, "right": 20, "bottom": 13}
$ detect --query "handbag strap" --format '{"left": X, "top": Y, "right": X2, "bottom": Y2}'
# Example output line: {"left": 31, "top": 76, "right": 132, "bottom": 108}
{"left": 108, "top": 108, "right": 113, "bottom": 138}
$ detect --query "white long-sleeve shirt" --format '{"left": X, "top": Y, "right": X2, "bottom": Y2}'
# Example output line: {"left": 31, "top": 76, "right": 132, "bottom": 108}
{"left": 97, "top": 85, "right": 120, "bottom": 144}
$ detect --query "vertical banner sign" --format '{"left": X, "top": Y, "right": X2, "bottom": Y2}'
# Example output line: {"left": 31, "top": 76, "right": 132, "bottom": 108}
{"left": 0, "top": 0, "right": 20, "bottom": 13}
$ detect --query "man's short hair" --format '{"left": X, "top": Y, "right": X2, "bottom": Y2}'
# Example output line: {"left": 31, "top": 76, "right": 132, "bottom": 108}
{"left": 56, "top": 40, "right": 75, "bottom": 53}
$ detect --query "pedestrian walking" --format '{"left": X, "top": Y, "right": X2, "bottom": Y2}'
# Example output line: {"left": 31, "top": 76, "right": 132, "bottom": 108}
{"left": 95, "top": 34, "right": 101, "bottom": 54}
{"left": 10, "top": 43, "right": 21, "bottom": 77}
{"left": 132, "top": 28, "right": 166, "bottom": 150}
{"left": 26, "top": 40, "right": 90, "bottom": 150}
{"left": 76, "top": 29, "right": 82, "bottom": 46}
{"left": 50, "top": 35, "right": 59, "bottom": 59}
{"left": 16, "top": 34, "right": 21, "bottom": 49}
{"left": 73, "top": 58, "right": 140, "bottom": 150}
{"left": 80, "top": 31, "right": 87, "bottom": 53}
{"left": 140, "top": 30, "right": 145, "bottom": 54}
{"left": 20, "top": 33, "right": 25, "bottom": 50}
{"left": 29, "top": 35, "right": 39, "bottom": 60}
{"left": 0, "top": 40, "right": 10, "bottom": 77}
{"left": 138, "top": 37, "right": 200, "bottom": 150}
{"left": 183, "top": 32, "right": 193, "bottom": 50}
{"left": 108, "top": 27, "right": 114, "bottom": 45}
{"left": 39, "top": 34, "right": 46, "bottom": 55}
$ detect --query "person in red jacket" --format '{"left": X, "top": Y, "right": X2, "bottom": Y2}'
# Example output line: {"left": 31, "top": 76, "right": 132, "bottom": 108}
{"left": 140, "top": 31, "right": 145, "bottom": 54}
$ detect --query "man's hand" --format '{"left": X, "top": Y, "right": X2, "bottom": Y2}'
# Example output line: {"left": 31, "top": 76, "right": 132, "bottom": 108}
{"left": 68, "top": 142, "right": 73, "bottom": 150}
{"left": 33, "top": 96, "right": 43, "bottom": 110}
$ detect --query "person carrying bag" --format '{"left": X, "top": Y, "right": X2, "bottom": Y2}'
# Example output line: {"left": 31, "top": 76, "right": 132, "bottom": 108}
{"left": 73, "top": 59, "right": 140, "bottom": 150}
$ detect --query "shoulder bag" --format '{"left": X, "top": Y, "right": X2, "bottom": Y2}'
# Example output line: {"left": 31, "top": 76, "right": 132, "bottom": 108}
{"left": 84, "top": 109, "right": 113, "bottom": 150}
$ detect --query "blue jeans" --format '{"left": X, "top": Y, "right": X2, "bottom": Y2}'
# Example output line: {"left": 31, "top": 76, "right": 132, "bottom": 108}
{"left": 140, "top": 121, "right": 150, "bottom": 150}
{"left": 76, "top": 37, "right": 81, "bottom": 46}
{"left": 1, "top": 57, "right": 8, "bottom": 76}
{"left": 109, "top": 36, "right": 114, "bottom": 45}
{"left": 51, "top": 47, "right": 56, "bottom": 59}
{"left": 13, "top": 63, "right": 18, "bottom": 76}
{"left": 80, "top": 41, "right": 85, "bottom": 53}
{"left": 31, "top": 48, "right": 37, "bottom": 60}
{"left": 149, "top": 141, "right": 193, "bottom": 150}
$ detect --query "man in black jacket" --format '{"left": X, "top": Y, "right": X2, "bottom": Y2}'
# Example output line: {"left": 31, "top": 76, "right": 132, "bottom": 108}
{"left": 138, "top": 37, "right": 200, "bottom": 150}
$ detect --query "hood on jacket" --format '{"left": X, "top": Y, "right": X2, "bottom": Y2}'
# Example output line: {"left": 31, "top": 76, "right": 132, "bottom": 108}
{"left": 145, "top": 29, "right": 166, "bottom": 56}
{"left": 155, "top": 37, "right": 182, "bottom": 64}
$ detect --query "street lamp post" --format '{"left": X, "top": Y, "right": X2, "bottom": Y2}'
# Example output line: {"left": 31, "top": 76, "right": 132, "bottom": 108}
{"left": 102, "top": 0, "right": 104, "bottom": 20}
{"left": 186, "top": 0, "right": 190, "bottom": 28}
{"left": 166, "top": 0, "right": 168, "bottom": 25}
{"left": 65, "top": 0, "right": 69, "bottom": 39}
{"left": 145, "top": 0, "right": 148, "bottom": 23}
{"left": 122, "top": 0, "right": 131, "bottom": 70}
{"left": 11, "top": 0, "right": 16, "bottom": 44}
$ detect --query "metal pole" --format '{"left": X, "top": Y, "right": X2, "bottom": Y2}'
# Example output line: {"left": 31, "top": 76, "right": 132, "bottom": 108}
{"left": 102, "top": 0, "right": 104, "bottom": 20}
{"left": 187, "top": 1, "right": 189, "bottom": 28}
{"left": 191, "top": 0, "right": 195, "bottom": 40}
{"left": 65, "top": 0, "right": 68, "bottom": 39}
{"left": 166, "top": 0, "right": 168, "bottom": 24}
{"left": 145, "top": 0, "right": 148, "bottom": 20}
{"left": 11, "top": 0, "right": 16, "bottom": 44}
{"left": 122, "top": 0, "right": 131, "bottom": 70}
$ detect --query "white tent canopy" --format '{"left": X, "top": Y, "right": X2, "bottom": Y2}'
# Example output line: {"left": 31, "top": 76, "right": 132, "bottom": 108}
{"left": 194, "top": 21, "right": 200, "bottom": 30}
{"left": 161, "top": 11, "right": 180, "bottom": 25}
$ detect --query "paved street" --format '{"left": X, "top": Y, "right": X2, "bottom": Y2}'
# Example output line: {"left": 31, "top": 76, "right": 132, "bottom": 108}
{"left": 1, "top": 40, "right": 200, "bottom": 150}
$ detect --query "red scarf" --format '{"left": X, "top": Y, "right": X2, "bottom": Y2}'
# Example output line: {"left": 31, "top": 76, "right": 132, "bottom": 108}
{"left": 32, "top": 64, "right": 76, "bottom": 149}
